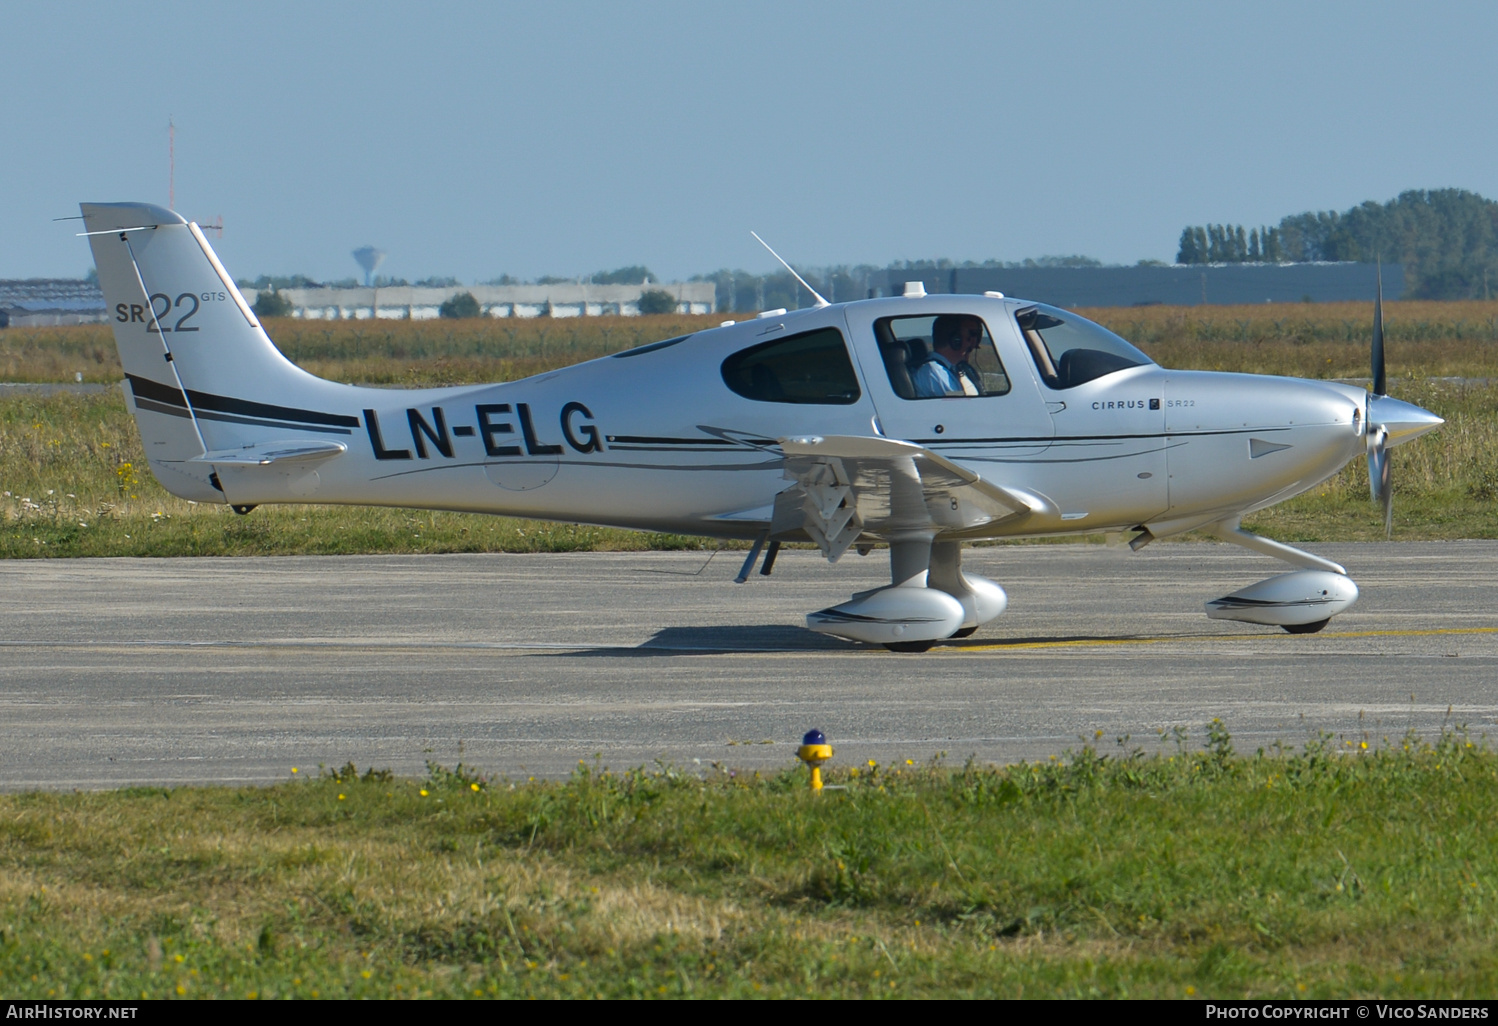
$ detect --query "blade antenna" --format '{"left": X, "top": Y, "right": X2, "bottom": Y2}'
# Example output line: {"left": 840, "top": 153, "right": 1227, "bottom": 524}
{"left": 751, "top": 231, "right": 830, "bottom": 308}
{"left": 1372, "top": 260, "right": 1386, "bottom": 397}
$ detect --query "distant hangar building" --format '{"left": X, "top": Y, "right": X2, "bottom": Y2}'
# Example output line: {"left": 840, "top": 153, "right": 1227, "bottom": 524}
{"left": 240, "top": 282, "right": 717, "bottom": 320}
{"left": 0, "top": 279, "right": 108, "bottom": 327}
{"left": 868, "top": 262, "right": 1403, "bottom": 307}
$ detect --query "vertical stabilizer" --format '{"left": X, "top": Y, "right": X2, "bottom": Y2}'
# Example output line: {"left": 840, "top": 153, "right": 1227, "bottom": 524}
{"left": 82, "top": 202, "right": 349, "bottom": 501}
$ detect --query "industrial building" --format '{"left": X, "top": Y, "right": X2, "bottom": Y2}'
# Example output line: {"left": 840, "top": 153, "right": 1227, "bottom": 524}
{"left": 0, "top": 279, "right": 108, "bottom": 327}
{"left": 867, "top": 262, "right": 1403, "bottom": 307}
{"left": 1, "top": 263, "right": 1400, "bottom": 330}
{"left": 0, "top": 279, "right": 716, "bottom": 329}
{"left": 240, "top": 282, "right": 717, "bottom": 320}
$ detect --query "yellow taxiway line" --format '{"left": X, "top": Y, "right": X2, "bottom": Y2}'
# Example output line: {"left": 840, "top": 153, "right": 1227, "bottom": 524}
{"left": 955, "top": 625, "right": 1498, "bottom": 653}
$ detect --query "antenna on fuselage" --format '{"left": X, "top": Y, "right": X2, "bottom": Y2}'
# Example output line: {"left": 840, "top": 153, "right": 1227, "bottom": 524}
{"left": 750, "top": 231, "right": 830, "bottom": 308}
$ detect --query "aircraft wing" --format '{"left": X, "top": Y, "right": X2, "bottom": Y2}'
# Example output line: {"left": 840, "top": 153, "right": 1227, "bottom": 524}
{"left": 771, "top": 435, "right": 1052, "bottom": 561}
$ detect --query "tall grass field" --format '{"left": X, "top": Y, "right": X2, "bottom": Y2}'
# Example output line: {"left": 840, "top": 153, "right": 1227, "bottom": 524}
{"left": 2, "top": 305, "right": 1496, "bottom": 554}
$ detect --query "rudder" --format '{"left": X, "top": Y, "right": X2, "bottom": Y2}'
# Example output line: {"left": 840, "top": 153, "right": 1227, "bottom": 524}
{"left": 82, "top": 202, "right": 348, "bottom": 502}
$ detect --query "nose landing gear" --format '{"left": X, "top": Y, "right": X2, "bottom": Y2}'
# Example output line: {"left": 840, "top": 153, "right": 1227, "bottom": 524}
{"left": 1203, "top": 519, "right": 1359, "bottom": 632}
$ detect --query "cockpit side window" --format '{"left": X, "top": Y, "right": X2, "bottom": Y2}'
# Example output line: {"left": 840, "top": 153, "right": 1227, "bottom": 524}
{"left": 875, "top": 315, "right": 1011, "bottom": 400}
{"left": 720, "top": 327, "right": 861, "bottom": 404}
{"left": 1015, "top": 304, "right": 1153, "bottom": 390}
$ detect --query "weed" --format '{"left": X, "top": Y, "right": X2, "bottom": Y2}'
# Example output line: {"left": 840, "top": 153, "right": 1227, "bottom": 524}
{"left": 322, "top": 762, "right": 394, "bottom": 785}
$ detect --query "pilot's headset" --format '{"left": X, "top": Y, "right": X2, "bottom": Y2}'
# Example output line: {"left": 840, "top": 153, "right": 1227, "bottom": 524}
{"left": 933, "top": 314, "right": 983, "bottom": 396}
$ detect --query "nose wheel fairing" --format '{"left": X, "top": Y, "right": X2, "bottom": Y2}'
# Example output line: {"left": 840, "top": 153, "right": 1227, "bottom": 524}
{"left": 1202, "top": 520, "right": 1360, "bottom": 632}
{"left": 1205, "top": 570, "right": 1359, "bottom": 627}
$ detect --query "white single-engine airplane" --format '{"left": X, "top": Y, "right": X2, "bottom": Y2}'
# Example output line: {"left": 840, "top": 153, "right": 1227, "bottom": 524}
{"left": 82, "top": 202, "right": 1442, "bottom": 651}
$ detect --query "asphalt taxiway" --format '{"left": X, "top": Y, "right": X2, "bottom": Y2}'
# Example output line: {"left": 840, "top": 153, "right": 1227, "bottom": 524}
{"left": 1, "top": 541, "right": 1493, "bottom": 788}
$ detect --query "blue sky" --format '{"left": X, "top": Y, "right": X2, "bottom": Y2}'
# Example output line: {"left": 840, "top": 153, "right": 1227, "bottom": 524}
{"left": 4, "top": 0, "right": 1495, "bottom": 283}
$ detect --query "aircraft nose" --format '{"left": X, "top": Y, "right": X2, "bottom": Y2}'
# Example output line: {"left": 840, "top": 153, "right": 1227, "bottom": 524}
{"left": 1368, "top": 394, "right": 1444, "bottom": 446}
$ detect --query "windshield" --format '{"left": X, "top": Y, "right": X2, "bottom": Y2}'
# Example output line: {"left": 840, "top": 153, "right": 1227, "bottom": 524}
{"left": 1015, "top": 304, "right": 1153, "bottom": 390}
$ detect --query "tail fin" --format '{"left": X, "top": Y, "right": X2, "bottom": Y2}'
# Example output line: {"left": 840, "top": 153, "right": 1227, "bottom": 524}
{"left": 82, "top": 202, "right": 351, "bottom": 501}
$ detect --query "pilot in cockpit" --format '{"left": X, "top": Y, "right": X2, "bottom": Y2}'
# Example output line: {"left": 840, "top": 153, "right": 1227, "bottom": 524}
{"left": 912, "top": 314, "right": 983, "bottom": 397}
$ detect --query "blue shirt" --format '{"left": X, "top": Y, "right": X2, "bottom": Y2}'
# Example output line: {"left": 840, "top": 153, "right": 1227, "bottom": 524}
{"left": 913, "top": 353, "right": 972, "bottom": 397}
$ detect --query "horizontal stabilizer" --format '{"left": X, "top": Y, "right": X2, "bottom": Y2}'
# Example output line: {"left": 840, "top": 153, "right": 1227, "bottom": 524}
{"left": 190, "top": 440, "right": 347, "bottom": 467}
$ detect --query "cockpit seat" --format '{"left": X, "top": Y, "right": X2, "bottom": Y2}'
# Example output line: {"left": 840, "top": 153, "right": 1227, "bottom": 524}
{"left": 880, "top": 338, "right": 917, "bottom": 400}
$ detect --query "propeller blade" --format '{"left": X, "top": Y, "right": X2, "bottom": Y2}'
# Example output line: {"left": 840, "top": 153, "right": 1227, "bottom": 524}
{"left": 1367, "top": 425, "right": 1390, "bottom": 504}
{"left": 1367, "top": 423, "right": 1392, "bottom": 537}
{"left": 1372, "top": 263, "right": 1386, "bottom": 396}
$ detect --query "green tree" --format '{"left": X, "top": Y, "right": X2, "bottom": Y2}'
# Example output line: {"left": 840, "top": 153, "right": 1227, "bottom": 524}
{"left": 241, "top": 274, "right": 320, "bottom": 291}
{"left": 1261, "top": 226, "right": 1284, "bottom": 262}
{"left": 637, "top": 289, "right": 678, "bottom": 315}
{"left": 1272, "top": 189, "right": 1498, "bottom": 298}
{"left": 591, "top": 266, "right": 654, "bottom": 285}
{"left": 438, "top": 292, "right": 482, "bottom": 319}
{"left": 1176, "top": 227, "right": 1201, "bottom": 264}
{"left": 252, "top": 289, "right": 293, "bottom": 318}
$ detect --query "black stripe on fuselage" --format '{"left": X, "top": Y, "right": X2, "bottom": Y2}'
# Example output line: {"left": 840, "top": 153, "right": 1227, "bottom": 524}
{"left": 607, "top": 434, "right": 768, "bottom": 446}
{"left": 910, "top": 427, "right": 1289, "bottom": 446}
{"left": 132, "top": 398, "right": 353, "bottom": 435}
{"left": 367, "top": 456, "right": 785, "bottom": 481}
{"left": 126, "top": 374, "right": 359, "bottom": 434}
{"left": 607, "top": 444, "right": 753, "bottom": 453}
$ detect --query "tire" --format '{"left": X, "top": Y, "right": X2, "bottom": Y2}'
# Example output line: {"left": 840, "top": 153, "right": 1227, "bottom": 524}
{"left": 950, "top": 626, "right": 978, "bottom": 639}
{"left": 884, "top": 639, "right": 937, "bottom": 653}
{"left": 1282, "top": 618, "right": 1331, "bottom": 635}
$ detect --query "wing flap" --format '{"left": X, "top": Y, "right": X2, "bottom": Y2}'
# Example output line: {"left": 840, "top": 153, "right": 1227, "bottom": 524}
{"left": 774, "top": 435, "right": 1053, "bottom": 560}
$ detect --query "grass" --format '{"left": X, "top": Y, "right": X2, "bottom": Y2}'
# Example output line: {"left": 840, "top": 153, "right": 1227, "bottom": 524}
{"left": 2, "top": 304, "right": 1497, "bottom": 556}
{"left": 1, "top": 725, "right": 1494, "bottom": 999}
{"left": 1083, "top": 300, "right": 1498, "bottom": 379}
